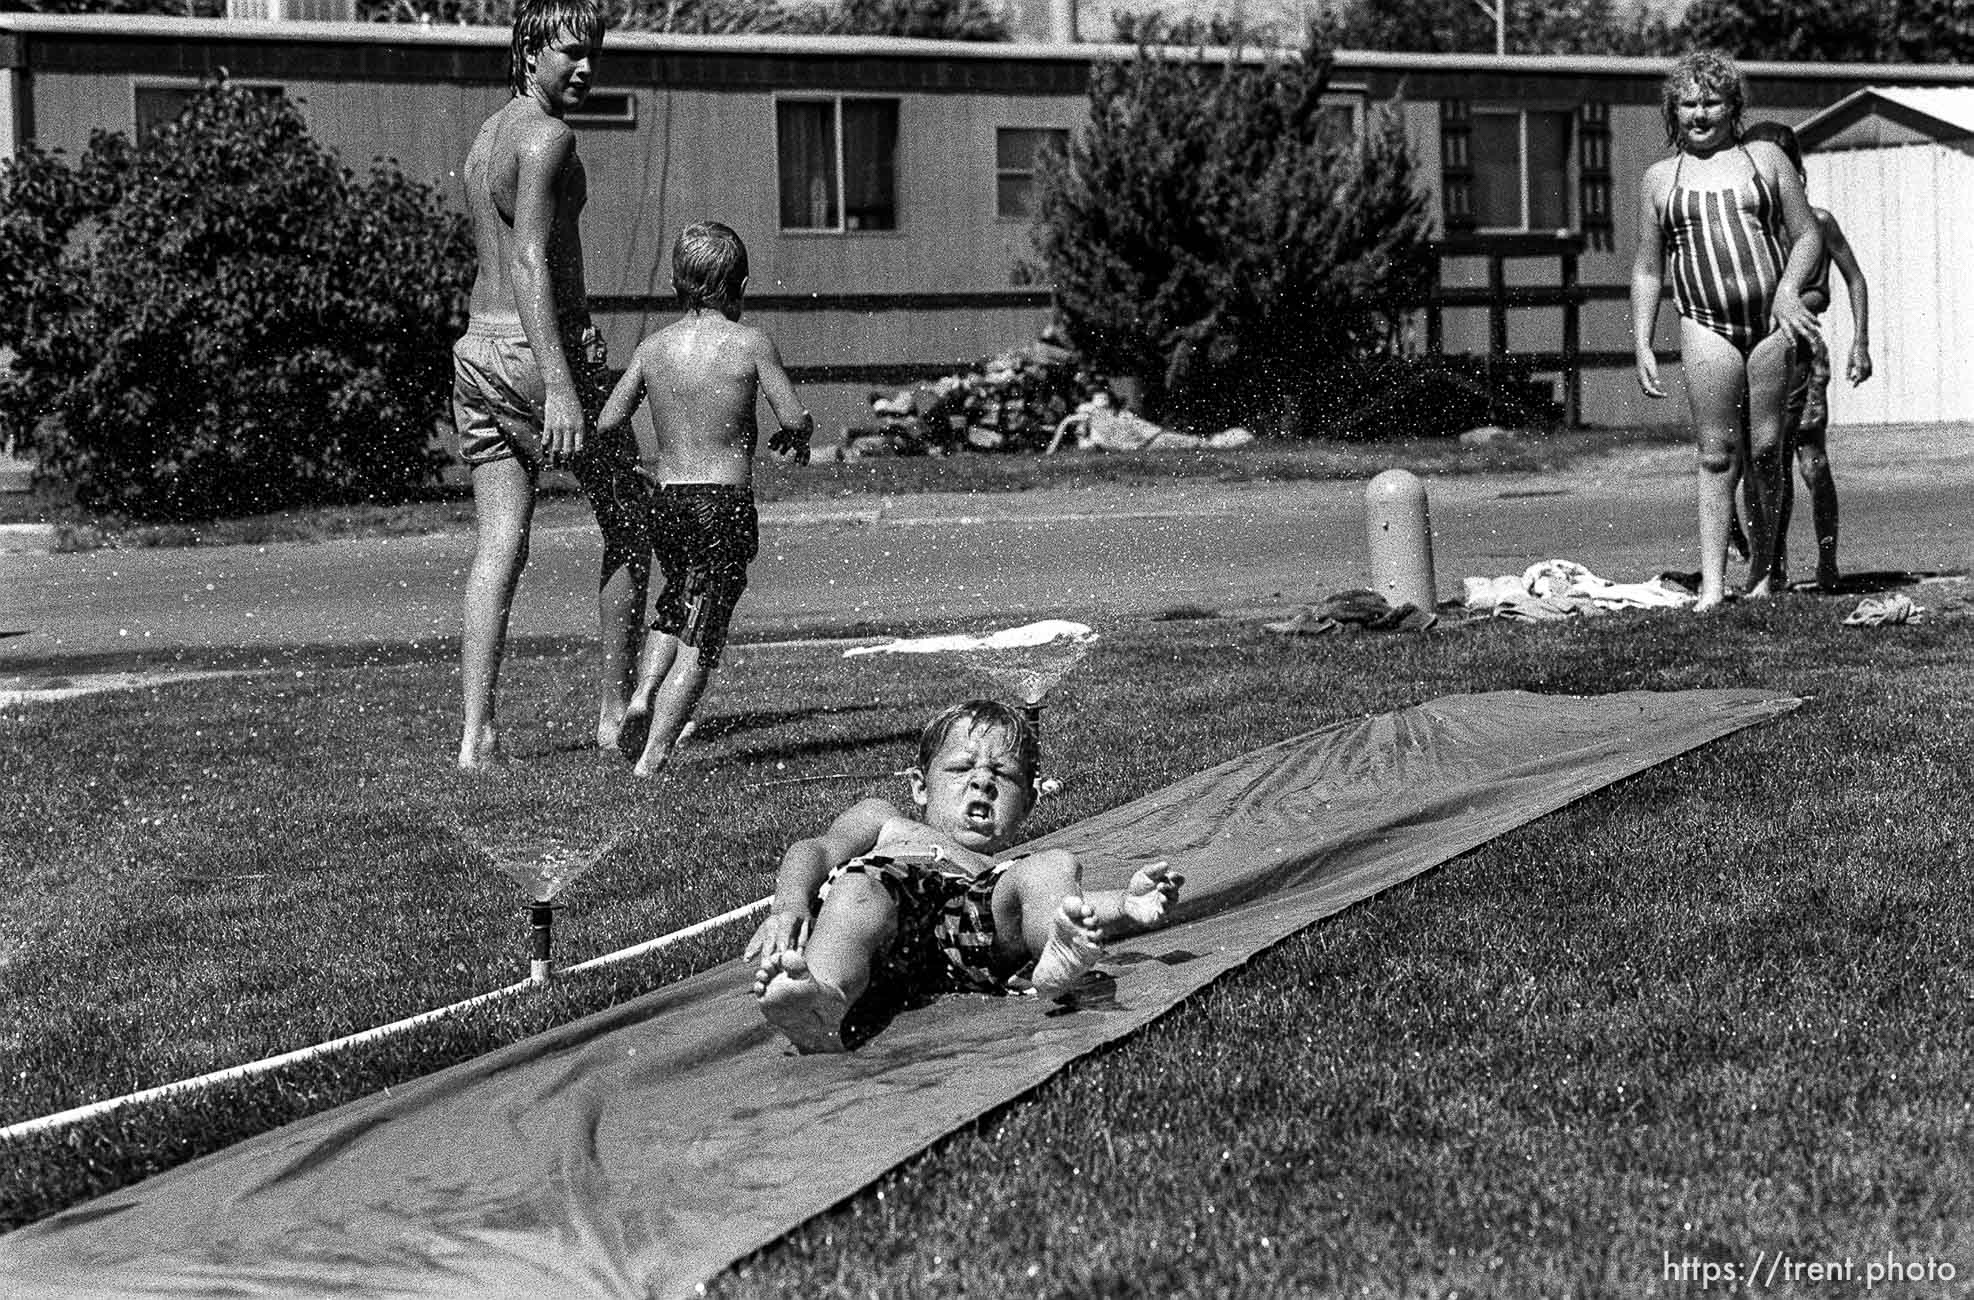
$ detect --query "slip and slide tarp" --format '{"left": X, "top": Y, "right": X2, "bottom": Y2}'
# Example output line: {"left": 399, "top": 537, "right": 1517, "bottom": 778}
{"left": 1, "top": 688, "right": 1797, "bottom": 1299}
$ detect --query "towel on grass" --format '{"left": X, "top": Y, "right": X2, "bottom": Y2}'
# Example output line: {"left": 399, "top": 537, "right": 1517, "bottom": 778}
{"left": 1843, "top": 593, "right": 1925, "bottom": 627}
{"left": 1264, "top": 589, "right": 1438, "bottom": 635}
{"left": 1466, "top": 560, "right": 1695, "bottom": 621}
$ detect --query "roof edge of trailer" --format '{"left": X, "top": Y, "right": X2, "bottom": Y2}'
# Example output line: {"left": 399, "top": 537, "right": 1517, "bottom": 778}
{"left": 5, "top": 14, "right": 1974, "bottom": 85}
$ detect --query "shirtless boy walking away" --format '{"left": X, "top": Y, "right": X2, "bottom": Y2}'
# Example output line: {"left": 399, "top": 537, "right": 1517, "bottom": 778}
{"left": 745, "top": 700, "right": 1184, "bottom": 1054}
{"left": 451, "top": 0, "right": 652, "bottom": 770}
{"left": 597, "top": 221, "right": 813, "bottom": 778}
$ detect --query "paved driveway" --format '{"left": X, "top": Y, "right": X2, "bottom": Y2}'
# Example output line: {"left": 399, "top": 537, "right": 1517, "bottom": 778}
{"left": 2, "top": 425, "right": 1967, "bottom": 681}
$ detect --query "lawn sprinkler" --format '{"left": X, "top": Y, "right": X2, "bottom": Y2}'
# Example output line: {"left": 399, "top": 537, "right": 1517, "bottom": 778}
{"left": 1365, "top": 469, "right": 1438, "bottom": 614}
{"left": 482, "top": 832, "right": 625, "bottom": 984}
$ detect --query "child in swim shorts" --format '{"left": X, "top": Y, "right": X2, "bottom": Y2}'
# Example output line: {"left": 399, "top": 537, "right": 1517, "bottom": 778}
{"left": 745, "top": 699, "right": 1185, "bottom": 1053}
{"left": 597, "top": 221, "right": 813, "bottom": 777}
{"left": 1740, "top": 120, "right": 1874, "bottom": 591}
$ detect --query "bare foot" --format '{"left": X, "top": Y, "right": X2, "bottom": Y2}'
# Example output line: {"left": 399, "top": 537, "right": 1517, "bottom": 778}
{"left": 756, "top": 951, "right": 849, "bottom": 1053}
{"left": 457, "top": 726, "right": 503, "bottom": 772}
{"left": 1122, "top": 861, "right": 1184, "bottom": 928}
{"left": 1693, "top": 591, "right": 1726, "bottom": 613}
{"left": 614, "top": 704, "right": 652, "bottom": 763}
{"left": 1031, "top": 896, "right": 1104, "bottom": 999}
{"left": 632, "top": 720, "right": 698, "bottom": 778}
{"left": 595, "top": 710, "right": 622, "bottom": 754}
{"left": 632, "top": 740, "right": 674, "bottom": 780}
{"left": 1745, "top": 576, "right": 1775, "bottom": 601}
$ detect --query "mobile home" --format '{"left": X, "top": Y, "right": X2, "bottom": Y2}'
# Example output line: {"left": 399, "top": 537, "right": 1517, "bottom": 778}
{"left": 5, "top": 14, "right": 1970, "bottom": 436}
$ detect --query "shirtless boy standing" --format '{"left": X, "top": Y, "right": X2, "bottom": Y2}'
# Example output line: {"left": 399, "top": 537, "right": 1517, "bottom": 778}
{"left": 596, "top": 221, "right": 813, "bottom": 777}
{"left": 451, "top": 0, "right": 651, "bottom": 770}
{"left": 1740, "top": 120, "right": 1874, "bottom": 591}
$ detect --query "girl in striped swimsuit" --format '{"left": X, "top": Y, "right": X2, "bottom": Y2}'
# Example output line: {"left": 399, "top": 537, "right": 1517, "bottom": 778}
{"left": 1631, "top": 50, "right": 1822, "bottom": 609}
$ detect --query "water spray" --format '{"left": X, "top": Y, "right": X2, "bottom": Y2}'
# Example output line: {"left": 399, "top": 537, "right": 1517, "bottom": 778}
{"left": 844, "top": 620, "right": 1097, "bottom": 790}
{"left": 483, "top": 832, "right": 624, "bottom": 985}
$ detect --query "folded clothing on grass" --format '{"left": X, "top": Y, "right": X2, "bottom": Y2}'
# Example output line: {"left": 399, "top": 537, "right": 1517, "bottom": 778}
{"left": 1843, "top": 593, "right": 1925, "bottom": 627}
{"left": 1467, "top": 560, "right": 1695, "bottom": 621}
{"left": 1264, "top": 588, "right": 1439, "bottom": 635}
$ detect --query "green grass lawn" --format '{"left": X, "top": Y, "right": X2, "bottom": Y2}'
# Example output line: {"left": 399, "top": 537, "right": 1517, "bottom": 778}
{"left": 2, "top": 595, "right": 1970, "bottom": 1295}
{"left": 0, "top": 426, "right": 1676, "bottom": 551}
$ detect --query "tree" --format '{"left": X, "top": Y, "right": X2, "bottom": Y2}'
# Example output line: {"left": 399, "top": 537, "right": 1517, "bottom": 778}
{"left": 1679, "top": 0, "right": 1974, "bottom": 62}
{"left": 1313, "top": 0, "right": 1674, "bottom": 55}
{"left": 1, "top": 0, "right": 1010, "bottom": 38}
{"left": 0, "top": 81, "right": 470, "bottom": 519}
{"left": 1032, "top": 39, "right": 1436, "bottom": 436}
{"left": 371, "top": 0, "right": 1006, "bottom": 39}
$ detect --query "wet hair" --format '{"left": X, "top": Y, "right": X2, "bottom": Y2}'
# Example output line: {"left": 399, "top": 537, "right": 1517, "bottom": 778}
{"left": 510, "top": 0, "right": 605, "bottom": 98}
{"left": 672, "top": 221, "right": 749, "bottom": 312}
{"left": 917, "top": 700, "right": 1041, "bottom": 795}
{"left": 1741, "top": 119, "right": 1804, "bottom": 173}
{"left": 1662, "top": 49, "right": 1746, "bottom": 149}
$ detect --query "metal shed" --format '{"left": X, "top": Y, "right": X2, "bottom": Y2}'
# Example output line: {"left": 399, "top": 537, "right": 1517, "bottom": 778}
{"left": 1797, "top": 86, "right": 1974, "bottom": 426}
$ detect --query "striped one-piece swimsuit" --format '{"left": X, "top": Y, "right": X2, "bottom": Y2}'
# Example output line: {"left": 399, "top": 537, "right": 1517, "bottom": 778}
{"left": 1662, "top": 146, "right": 1786, "bottom": 351}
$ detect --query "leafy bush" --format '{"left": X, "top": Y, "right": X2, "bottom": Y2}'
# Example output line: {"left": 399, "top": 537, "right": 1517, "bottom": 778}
{"left": 0, "top": 81, "right": 470, "bottom": 520}
{"left": 1031, "top": 40, "right": 1436, "bottom": 437}
{"left": 1302, "top": 354, "right": 1564, "bottom": 440}
{"left": 388, "top": 0, "right": 1008, "bottom": 39}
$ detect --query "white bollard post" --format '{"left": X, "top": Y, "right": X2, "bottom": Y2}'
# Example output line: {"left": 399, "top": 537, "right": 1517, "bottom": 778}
{"left": 1365, "top": 469, "right": 1438, "bottom": 613}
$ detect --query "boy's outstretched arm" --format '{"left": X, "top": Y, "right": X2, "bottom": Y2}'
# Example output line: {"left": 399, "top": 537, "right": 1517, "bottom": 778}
{"left": 1825, "top": 215, "right": 1873, "bottom": 384}
{"left": 753, "top": 332, "right": 814, "bottom": 465}
{"left": 744, "top": 797, "right": 895, "bottom": 964}
{"left": 596, "top": 355, "right": 646, "bottom": 437}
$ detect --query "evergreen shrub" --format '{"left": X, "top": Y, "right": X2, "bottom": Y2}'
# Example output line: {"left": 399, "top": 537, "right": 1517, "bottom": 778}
{"left": 0, "top": 81, "right": 470, "bottom": 520}
{"left": 1032, "top": 40, "right": 1437, "bottom": 437}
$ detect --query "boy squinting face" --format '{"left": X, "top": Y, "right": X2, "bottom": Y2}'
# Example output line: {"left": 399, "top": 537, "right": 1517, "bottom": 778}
{"left": 912, "top": 723, "right": 1035, "bottom": 853}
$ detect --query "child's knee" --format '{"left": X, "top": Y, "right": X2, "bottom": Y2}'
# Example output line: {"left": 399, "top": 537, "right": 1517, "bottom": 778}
{"left": 822, "top": 868, "right": 892, "bottom": 915}
{"left": 1012, "top": 849, "right": 1080, "bottom": 897}
{"left": 1697, "top": 447, "right": 1735, "bottom": 475}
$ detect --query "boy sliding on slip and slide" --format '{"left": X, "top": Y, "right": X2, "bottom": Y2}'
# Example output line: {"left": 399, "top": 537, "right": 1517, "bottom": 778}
{"left": 596, "top": 221, "right": 812, "bottom": 778}
{"left": 746, "top": 700, "right": 1184, "bottom": 1054}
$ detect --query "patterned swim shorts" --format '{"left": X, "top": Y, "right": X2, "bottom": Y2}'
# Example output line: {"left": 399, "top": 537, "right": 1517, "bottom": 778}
{"left": 450, "top": 316, "right": 612, "bottom": 470}
{"left": 648, "top": 483, "right": 759, "bottom": 668}
{"left": 1787, "top": 331, "right": 1832, "bottom": 442}
{"left": 821, "top": 850, "right": 1016, "bottom": 994}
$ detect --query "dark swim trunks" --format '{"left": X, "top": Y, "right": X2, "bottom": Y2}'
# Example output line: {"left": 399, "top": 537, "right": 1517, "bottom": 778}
{"left": 821, "top": 849, "right": 1016, "bottom": 994}
{"left": 1787, "top": 330, "right": 1832, "bottom": 442}
{"left": 648, "top": 483, "right": 759, "bottom": 667}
